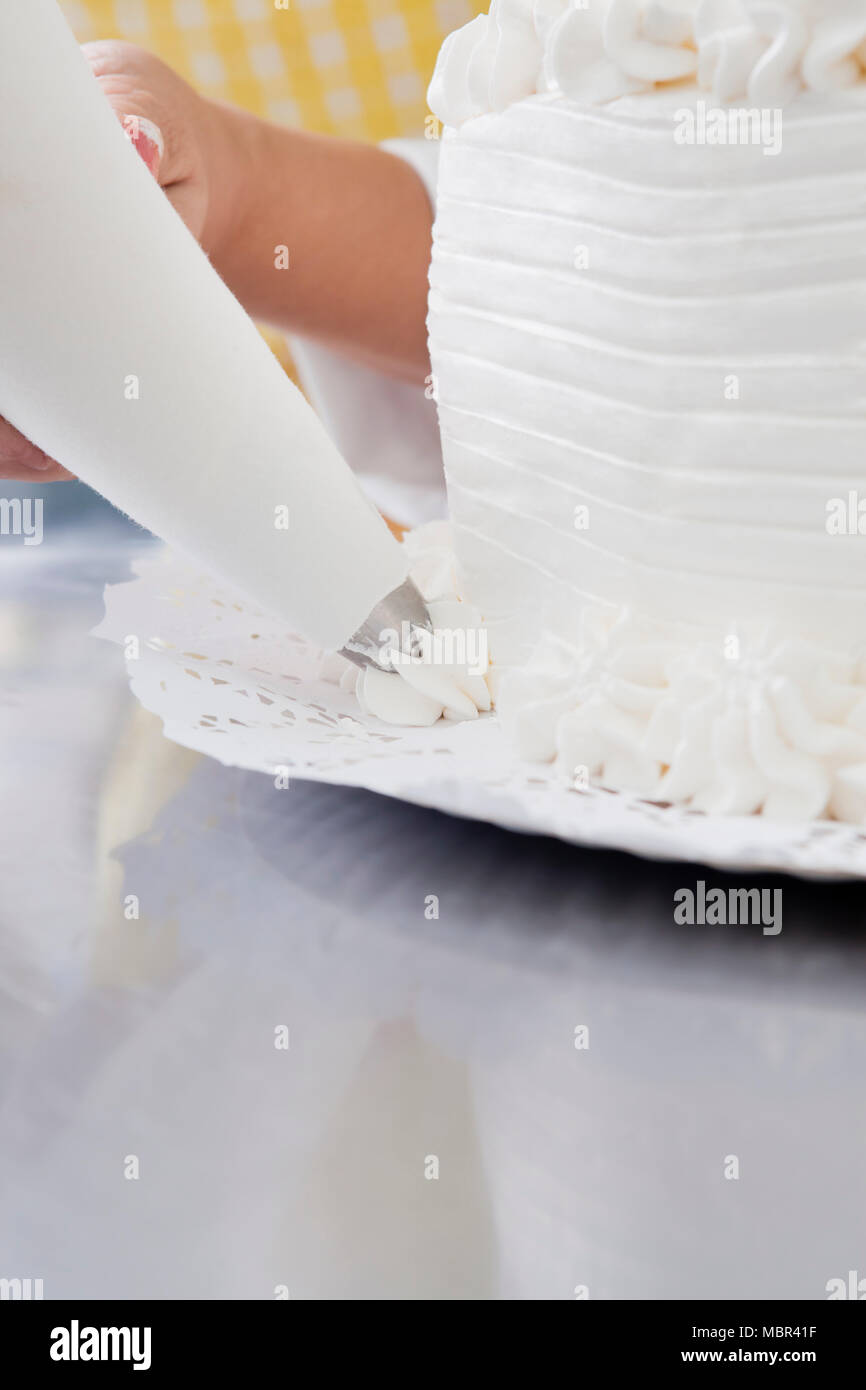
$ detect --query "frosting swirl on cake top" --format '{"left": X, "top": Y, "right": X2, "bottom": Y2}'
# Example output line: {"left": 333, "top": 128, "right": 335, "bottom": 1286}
{"left": 428, "top": 0, "right": 866, "bottom": 126}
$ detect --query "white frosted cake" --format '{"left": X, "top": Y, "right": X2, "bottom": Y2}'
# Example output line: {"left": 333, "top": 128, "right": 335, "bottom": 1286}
{"left": 423, "top": 0, "right": 866, "bottom": 822}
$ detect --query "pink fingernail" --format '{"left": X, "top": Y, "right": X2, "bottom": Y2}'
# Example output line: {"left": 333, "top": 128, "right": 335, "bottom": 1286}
{"left": 121, "top": 114, "right": 164, "bottom": 177}
{"left": 28, "top": 454, "right": 53, "bottom": 471}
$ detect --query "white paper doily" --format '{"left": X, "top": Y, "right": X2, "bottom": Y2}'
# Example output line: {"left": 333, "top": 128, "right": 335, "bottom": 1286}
{"left": 92, "top": 548, "right": 866, "bottom": 880}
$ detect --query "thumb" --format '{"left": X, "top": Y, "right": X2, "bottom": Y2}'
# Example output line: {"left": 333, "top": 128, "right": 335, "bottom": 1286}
{"left": 119, "top": 112, "right": 164, "bottom": 178}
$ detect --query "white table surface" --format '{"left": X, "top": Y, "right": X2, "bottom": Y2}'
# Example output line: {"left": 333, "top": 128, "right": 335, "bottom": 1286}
{"left": 2, "top": 489, "right": 866, "bottom": 1301}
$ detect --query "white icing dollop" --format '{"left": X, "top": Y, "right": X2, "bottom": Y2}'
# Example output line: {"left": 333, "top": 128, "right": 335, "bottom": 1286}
{"left": 324, "top": 525, "right": 866, "bottom": 822}
{"left": 324, "top": 523, "right": 492, "bottom": 728}
{"left": 428, "top": 0, "right": 866, "bottom": 125}
{"left": 497, "top": 609, "right": 866, "bottom": 823}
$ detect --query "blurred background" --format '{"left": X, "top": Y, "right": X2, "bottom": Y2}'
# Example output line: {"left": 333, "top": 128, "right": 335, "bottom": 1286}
{"left": 65, "top": 0, "right": 475, "bottom": 140}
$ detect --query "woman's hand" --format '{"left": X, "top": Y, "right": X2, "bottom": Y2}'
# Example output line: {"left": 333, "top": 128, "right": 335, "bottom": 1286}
{"left": 0, "top": 40, "right": 239, "bottom": 481}
{"left": 0, "top": 35, "right": 435, "bottom": 482}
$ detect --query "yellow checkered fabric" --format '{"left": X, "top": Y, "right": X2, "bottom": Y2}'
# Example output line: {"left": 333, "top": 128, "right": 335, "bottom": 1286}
{"left": 59, "top": 0, "right": 481, "bottom": 140}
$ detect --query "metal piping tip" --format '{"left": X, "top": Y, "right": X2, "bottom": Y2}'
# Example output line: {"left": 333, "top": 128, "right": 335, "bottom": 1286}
{"left": 340, "top": 577, "right": 434, "bottom": 674}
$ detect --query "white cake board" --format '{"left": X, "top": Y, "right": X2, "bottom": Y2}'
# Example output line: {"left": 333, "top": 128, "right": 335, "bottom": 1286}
{"left": 93, "top": 548, "right": 866, "bottom": 881}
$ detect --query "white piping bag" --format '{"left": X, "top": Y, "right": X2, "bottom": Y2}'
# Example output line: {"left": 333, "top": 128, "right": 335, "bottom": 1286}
{"left": 0, "top": 0, "right": 426, "bottom": 661}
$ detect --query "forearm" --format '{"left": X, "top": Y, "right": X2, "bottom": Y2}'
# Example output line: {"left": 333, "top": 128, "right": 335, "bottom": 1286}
{"left": 204, "top": 103, "right": 434, "bottom": 386}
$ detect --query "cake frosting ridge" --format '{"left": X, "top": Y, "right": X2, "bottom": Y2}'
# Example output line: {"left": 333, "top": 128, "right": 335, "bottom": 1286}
{"left": 428, "top": 0, "right": 866, "bottom": 126}
{"left": 420, "top": 0, "right": 866, "bottom": 822}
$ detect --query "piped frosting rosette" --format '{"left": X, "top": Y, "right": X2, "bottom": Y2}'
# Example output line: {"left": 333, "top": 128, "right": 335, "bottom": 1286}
{"left": 323, "top": 523, "right": 492, "bottom": 726}
{"left": 428, "top": 0, "right": 866, "bottom": 125}
{"left": 496, "top": 609, "right": 866, "bottom": 823}
{"left": 330, "top": 529, "right": 866, "bottom": 823}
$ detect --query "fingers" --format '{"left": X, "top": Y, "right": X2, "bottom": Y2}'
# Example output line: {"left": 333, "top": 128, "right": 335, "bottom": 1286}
{"left": 80, "top": 40, "right": 208, "bottom": 241}
{"left": 120, "top": 113, "right": 164, "bottom": 178}
{"left": 0, "top": 417, "right": 75, "bottom": 481}
{"left": 80, "top": 41, "right": 181, "bottom": 189}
